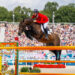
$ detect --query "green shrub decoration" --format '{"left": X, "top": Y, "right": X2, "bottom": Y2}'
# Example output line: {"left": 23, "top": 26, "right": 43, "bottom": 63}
{"left": 20, "top": 67, "right": 30, "bottom": 72}
{"left": 30, "top": 68, "right": 41, "bottom": 73}
{"left": 21, "top": 67, "right": 41, "bottom": 73}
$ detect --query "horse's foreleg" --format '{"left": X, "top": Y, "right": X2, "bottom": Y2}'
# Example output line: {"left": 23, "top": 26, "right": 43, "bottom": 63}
{"left": 24, "top": 31, "right": 33, "bottom": 40}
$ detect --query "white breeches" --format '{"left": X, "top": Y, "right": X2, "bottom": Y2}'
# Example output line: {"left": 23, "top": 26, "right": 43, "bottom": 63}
{"left": 41, "top": 22, "right": 48, "bottom": 32}
{"left": 43, "top": 22, "right": 48, "bottom": 28}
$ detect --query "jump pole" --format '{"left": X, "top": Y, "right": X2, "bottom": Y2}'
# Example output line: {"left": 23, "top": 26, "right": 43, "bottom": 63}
{"left": 19, "top": 60, "right": 75, "bottom": 63}
{"left": 0, "top": 46, "right": 75, "bottom": 50}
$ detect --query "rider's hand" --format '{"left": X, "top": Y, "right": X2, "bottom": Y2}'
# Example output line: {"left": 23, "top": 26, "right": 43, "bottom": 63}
{"left": 26, "top": 26, "right": 29, "bottom": 30}
{"left": 33, "top": 20, "right": 37, "bottom": 22}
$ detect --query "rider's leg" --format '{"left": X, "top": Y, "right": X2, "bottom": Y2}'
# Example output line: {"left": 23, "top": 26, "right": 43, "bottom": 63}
{"left": 43, "top": 22, "right": 49, "bottom": 39}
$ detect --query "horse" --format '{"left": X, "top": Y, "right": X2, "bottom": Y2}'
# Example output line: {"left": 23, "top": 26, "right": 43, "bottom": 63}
{"left": 18, "top": 18, "right": 61, "bottom": 60}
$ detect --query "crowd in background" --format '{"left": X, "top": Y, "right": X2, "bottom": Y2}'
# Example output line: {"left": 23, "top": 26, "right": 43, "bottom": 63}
{"left": 0, "top": 22, "right": 75, "bottom": 61}
{"left": 53, "top": 24, "right": 75, "bottom": 46}
{"left": 0, "top": 22, "right": 75, "bottom": 46}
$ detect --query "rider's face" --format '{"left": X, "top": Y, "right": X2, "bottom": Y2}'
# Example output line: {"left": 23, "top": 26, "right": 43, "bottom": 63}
{"left": 33, "top": 13, "right": 37, "bottom": 16}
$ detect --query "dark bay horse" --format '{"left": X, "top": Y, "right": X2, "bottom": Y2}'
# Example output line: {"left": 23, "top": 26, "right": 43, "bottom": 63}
{"left": 18, "top": 18, "right": 61, "bottom": 60}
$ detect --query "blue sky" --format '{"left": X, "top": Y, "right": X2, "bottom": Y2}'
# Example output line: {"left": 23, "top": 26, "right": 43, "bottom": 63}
{"left": 0, "top": 0, "right": 75, "bottom": 10}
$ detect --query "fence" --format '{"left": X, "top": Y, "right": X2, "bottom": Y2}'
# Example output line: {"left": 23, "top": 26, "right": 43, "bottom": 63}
{"left": 0, "top": 42, "right": 18, "bottom": 75}
{"left": 0, "top": 46, "right": 75, "bottom": 75}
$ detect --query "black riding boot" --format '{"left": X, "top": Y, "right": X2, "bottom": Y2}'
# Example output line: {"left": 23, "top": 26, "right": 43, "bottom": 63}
{"left": 44, "top": 28, "right": 48, "bottom": 39}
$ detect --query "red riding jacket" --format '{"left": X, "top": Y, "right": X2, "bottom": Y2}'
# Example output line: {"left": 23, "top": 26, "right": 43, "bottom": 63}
{"left": 32, "top": 13, "right": 49, "bottom": 24}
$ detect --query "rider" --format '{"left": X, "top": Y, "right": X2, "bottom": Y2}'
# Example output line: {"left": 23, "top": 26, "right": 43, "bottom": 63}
{"left": 32, "top": 9, "right": 49, "bottom": 39}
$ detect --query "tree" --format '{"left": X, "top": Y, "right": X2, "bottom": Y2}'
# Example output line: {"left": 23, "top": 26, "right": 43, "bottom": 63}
{"left": 22, "top": 7, "right": 32, "bottom": 17}
{"left": 14, "top": 6, "right": 21, "bottom": 13}
{"left": 0, "top": 7, "right": 8, "bottom": 21}
{"left": 44, "top": 2, "right": 58, "bottom": 13}
{"left": 7, "top": 11, "right": 13, "bottom": 22}
{"left": 0, "top": 3, "right": 74, "bottom": 22}
{"left": 42, "top": 2, "right": 59, "bottom": 22}
{"left": 55, "top": 3, "right": 75, "bottom": 22}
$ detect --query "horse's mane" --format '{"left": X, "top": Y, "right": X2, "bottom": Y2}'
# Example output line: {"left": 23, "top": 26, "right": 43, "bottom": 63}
{"left": 22, "top": 18, "right": 30, "bottom": 22}
{"left": 22, "top": 18, "right": 33, "bottom": 25}
{"left": 21, "top": 18, "right": 41, "bottom": 26}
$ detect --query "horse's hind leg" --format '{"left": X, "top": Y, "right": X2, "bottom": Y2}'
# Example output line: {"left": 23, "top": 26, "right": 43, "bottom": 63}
{"left": 55, "top": 50, "right": 61, "bottom": 60}
{"left": 46, "top": 43, "right": 61, "bottom": 61}
{"left": 46, "top": 43, "right": 58, "bottom": 60}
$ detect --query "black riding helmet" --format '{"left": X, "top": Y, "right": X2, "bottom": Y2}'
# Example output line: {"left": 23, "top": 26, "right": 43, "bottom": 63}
{"left": 33, "top": 9, "right": 39, "bottom": 13}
